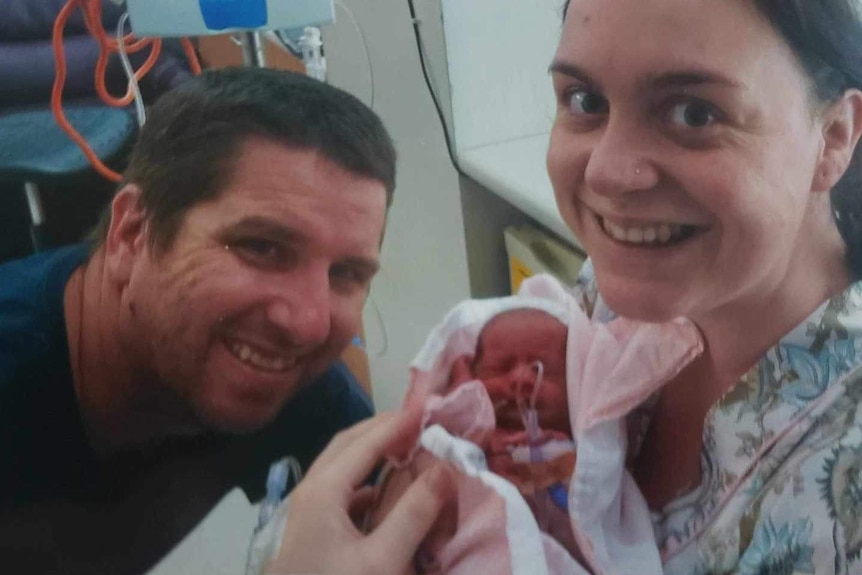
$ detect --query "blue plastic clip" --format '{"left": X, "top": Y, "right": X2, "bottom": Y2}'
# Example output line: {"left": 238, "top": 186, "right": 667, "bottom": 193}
{"left": 199, "top": 0, "right": 268, "bottom": 31}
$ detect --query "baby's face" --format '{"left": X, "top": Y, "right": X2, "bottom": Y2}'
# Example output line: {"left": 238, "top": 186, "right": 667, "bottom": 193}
{"left": 472, "top": 309, "right": 569, "bottom": 435}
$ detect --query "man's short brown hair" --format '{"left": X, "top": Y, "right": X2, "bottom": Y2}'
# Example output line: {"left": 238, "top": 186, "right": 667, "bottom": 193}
{"left": 92, "top": 67, "right": 396, "bottom": 252}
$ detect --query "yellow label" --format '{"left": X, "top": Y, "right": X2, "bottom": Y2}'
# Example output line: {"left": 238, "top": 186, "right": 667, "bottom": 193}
{"left": 509, "top": 256, "right": 533, "bottom": 294}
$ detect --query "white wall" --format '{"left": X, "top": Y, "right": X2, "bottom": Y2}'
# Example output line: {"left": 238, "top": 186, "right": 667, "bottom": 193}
{"left": 326, "top": 0, "right": 571, "bottom": 408}
{"left": 323, "top": 0, "right": 471, "bottom": 410}
{"left": 442, "top": 0, "right": 562, "bottom": 153}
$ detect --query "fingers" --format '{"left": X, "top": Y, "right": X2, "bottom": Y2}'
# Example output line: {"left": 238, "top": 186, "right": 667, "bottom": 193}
{"left": 308, "top": 411, "right": 421, "bottom": 490}
{"left": 366, "top": 462, "right": 457, "bottom": 567}
{"left": 307, "top": 412, "right": 396, "bottom": 474}
{"left": 382, "top": 403, "right": 425, "bottom": 460}
{"left": 348, "top": 485, "right": 377, "bottom": 529}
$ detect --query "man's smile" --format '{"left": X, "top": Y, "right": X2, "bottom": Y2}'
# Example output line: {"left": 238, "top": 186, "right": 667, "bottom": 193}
{"left": 223, "top": 336, "right": 299, "bottom": 373}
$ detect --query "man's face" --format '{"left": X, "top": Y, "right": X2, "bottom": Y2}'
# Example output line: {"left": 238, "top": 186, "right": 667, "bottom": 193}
{"left": 472, "top": 309, "right": 569, "bottom": 435}
{"left": 120, "top": 139, "right": 387, "bottom": 432}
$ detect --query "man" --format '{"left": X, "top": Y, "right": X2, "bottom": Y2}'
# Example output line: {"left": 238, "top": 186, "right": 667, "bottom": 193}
{"left": 0, "top": 67, "right": 394, "bottom": 573}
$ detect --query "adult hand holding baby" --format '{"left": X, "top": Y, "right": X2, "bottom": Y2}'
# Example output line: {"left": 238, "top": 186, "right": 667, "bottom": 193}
{"left": 265, "top": 411, "right": 456, "bottom": 575}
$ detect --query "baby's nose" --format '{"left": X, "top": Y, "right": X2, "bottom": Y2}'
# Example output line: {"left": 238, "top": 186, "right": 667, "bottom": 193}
{"left": 511, "top": 362, "right": 538, "bottom": 394}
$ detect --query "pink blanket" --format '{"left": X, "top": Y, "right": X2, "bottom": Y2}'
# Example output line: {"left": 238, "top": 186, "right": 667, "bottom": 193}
{"left": 399, "top": 274, "right": 703, "bottom": 575}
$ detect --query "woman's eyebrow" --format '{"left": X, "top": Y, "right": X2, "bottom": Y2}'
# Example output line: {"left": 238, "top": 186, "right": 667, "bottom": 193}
{"left": 549, "top": 60, "right": 744, "bottom": 92}
{"left": 548, "top": 60, "right": 598, "bottom": 86}
{"left": 649, "top": 69, "right": 744, "bottom": 90}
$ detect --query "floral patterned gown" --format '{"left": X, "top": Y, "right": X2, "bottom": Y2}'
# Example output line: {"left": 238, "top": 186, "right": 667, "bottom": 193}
{"left": 577, "top": 261, "right": 862, "bottom": 575}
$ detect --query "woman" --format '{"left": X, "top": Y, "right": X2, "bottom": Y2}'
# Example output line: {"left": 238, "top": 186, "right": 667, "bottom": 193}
{"left": 548, "top": 0, "right": 862, "bottom": 572}
{"left": 270, "top": 0, "right": 862, "bottom": 573}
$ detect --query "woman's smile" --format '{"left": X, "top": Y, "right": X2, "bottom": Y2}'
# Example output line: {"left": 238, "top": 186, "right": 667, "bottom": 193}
{"left": 597, "top": 213, "right": 705, "bottom": 247}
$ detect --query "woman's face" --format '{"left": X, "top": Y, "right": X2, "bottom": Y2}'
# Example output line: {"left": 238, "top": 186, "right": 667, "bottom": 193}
{"left": 547, "top": 0, "right": 837, "bottom": 323}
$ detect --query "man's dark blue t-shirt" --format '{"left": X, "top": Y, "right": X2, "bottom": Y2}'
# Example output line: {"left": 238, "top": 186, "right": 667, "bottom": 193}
{"left": 0, "top": 244, "right": 374, "bottom": 505}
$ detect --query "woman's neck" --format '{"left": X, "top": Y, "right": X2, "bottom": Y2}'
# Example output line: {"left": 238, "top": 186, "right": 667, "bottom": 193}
{"left": 636, "top": 210, "right": 851, "bottom": 510}
{"left": 693, "top": 214, "right": 850, "bottom": 396}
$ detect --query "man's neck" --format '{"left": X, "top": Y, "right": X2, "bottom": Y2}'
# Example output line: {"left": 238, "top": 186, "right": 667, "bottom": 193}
{"left": 64, "top": 248, "right": 200, "bottom": 455}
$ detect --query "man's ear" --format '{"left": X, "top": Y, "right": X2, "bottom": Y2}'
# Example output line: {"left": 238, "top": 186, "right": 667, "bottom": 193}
{"left": 105, "top": 185, "right": 148, "bottom": 285}
{"left": 813, "top": 89, "right": 862, "bottom": 193}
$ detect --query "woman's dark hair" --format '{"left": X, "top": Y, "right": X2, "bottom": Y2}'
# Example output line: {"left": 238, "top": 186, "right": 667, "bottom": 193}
{"left": 562, "top": 0, "right": 862, "bottom": 277}
{"left": 93, "top": 67, "right": 396, "bottom": 253}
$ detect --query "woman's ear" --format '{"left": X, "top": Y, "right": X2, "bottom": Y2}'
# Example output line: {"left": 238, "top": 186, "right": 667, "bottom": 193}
{"left": 105, "top": 185, "right": 148, "bottom": 285}
{"left": 813, "top": 89, "right": 862, "bottom": 193}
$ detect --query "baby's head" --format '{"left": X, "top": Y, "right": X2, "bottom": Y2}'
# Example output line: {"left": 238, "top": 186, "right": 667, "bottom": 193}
{"left": 450, "top": 308, "right": 569, "bottom": 436}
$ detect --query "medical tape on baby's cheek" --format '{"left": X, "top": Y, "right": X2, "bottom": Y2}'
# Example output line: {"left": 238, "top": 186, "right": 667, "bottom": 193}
{"left": 517, "top": 360, "right": 545, "bottom": 448}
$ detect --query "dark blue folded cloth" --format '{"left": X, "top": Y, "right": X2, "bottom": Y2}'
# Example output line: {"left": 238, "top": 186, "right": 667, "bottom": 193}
{"left": 0, "top": 0, "right": 194, "bottom": 107}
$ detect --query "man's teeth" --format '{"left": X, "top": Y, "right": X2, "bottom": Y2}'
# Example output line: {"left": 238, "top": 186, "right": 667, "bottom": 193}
{"left": 228, "top": 341, "right": 297, "bottom": 372}
{"left": 601, "top": 218, "right": 687, "bottom": 245}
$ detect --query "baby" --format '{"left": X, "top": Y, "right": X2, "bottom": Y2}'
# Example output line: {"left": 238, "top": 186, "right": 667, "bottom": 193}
{"left": 368, "top": 306, "right": 580, "bottom": 572}
{"left": 447, "top": 308, "right": 576, "bottom": 525}
{"left": 367, "top": 274, "right": 703, "bottom": 575}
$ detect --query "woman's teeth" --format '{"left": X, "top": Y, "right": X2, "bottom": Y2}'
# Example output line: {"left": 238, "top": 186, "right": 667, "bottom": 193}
{"left": 601, "top": 218, "right": 692, "bottom": 245}
{"left": 228, "top": 340, "right": 297, "bottom": 372}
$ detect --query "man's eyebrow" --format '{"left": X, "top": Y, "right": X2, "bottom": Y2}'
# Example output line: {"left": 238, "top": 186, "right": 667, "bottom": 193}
{"left": 219, "top": 216, "right": 304, "bottom": 244}
{"left": 221, "top": 216, "right": 381, "bottom": 272}
{"left": 338, "top": 255, "right": 381, "bottom": 275}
